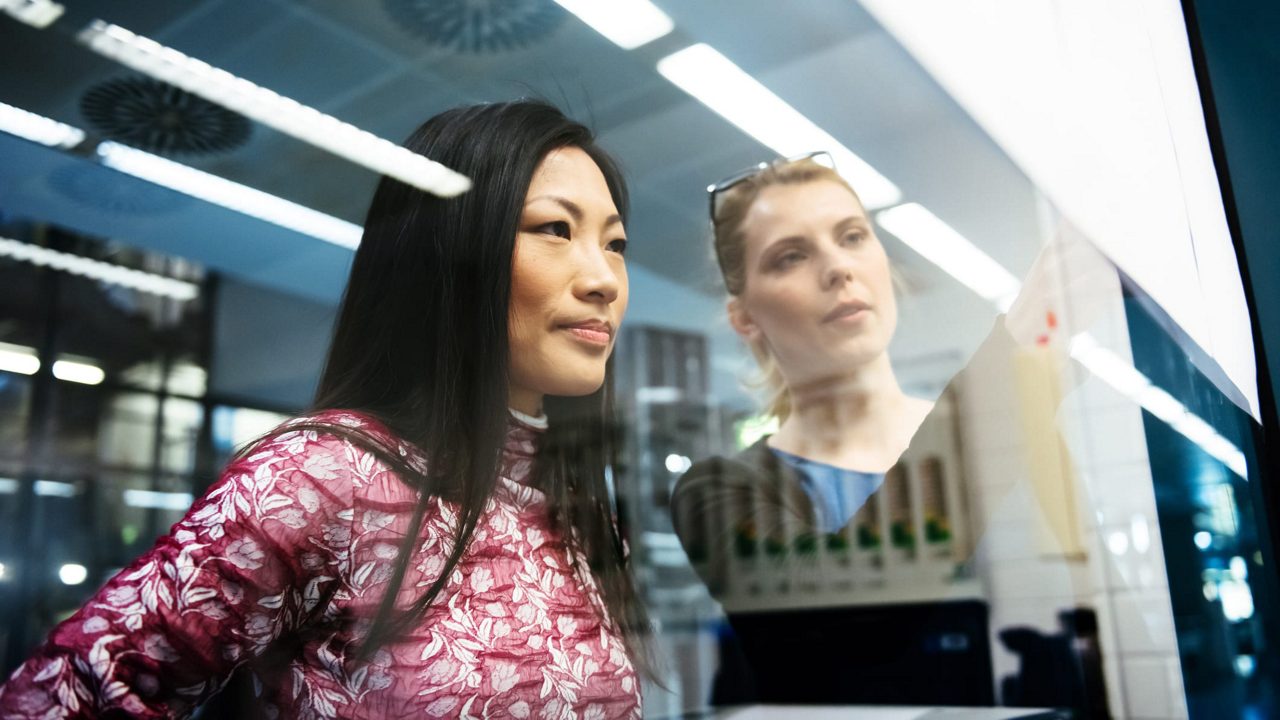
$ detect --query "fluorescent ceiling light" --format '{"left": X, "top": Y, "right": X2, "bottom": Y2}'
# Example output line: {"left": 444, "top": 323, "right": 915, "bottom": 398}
{"left": 1068, "top": 333, "right": 1150, "bottom": 397}
{"left": 0, "top": 342, "right": 39, "bottom": 375}
{"left": 1, "top": 0, "right": 65, "bottom": 28}
{"left": 52, "top": 359, "right": 105, "bottom": 385}
{"left": 1136, "top": 385, "right": 1187, "bottom": 425}
{"left": 34, "top": 479, "right": 77, "bottom": 497}
{"left": 0, "top": 478, "right": 17, "bottom": 493}
{"left": 554, "top": 0, "right": 674, "bottom": 50}
{"left": 0, "top": 236, "right": 200, "bottom": 300}
{"left": 123, "top": 489, "right": 194, "bottom": 511}
{"left": 636, "top": 386, "right": 682, "bottom": 404}
{"left": 1069, "top": 332, "right": 1247, "bottom": 478}
{"left": 97, "top": 142, "right": 363, "bottom": 250}
{"left": 0, "top": 101, "right": 84, "bottom": 148}
{"left": 657, "top": 43, "right": 901, "bottom": 209}
{"left": 58, "top": 563, "right": 87, "bottom": 585}
{"left": 77, "top": 20, "right": 470, "bottom": 199}
{"left": 875, "top": 202, "right": 1022, "bottom": 307}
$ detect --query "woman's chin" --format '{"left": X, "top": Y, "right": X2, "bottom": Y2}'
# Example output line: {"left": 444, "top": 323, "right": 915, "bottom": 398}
{"left": 545, "top": 375, "right": 606, "bottom": 399}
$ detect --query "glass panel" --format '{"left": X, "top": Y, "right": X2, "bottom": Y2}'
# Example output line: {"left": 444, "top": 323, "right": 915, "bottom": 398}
{"left": 98, "top": 391, "right": 159, "bottom": 470}
{"left": 0, "top": 3, "right": 1274, "bottom": 719}
{"left": 160, "top": 397, "right": 203, "bottom": 475}
{"left": 211, "top": 405, "right": 290, "bottom": 468}
{"left": 0, "top": 373, "right": 31, "bottom": 464}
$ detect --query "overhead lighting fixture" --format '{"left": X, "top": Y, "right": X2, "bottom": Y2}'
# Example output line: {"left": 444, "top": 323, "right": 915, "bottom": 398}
{"left": 77, "top": 21, "right": 470, "bottom": 199}
{"left": 123, "top": 489, "right": 194, "bottom": 511}
{"left": 553, "top": 0, "right": 674, "bottom": 50}
{"left": 0, "top": 478, "right": 88, "bottom": 497}
{"left": 52, "top": 359, "right": 105, "bottom": 385}
{"left": 657, "top": 43, "right": 902, "bottom": 209}
{"left": 1066, "top": 333, "right": 1150, "bottom": 397}
{"left": 875, "top": 202, "right": 1022, "bottom": 307}
{"left": 0, "top": 236, "right": 200, "bottom": 300}
{"left": 0, "top": 101, "right": 84, "bottom": 148}
{"left": 0, "top": 0, "right": 65, "bottom": 28}
{"left": 34, "top": 479, "right": 77, "bottom": 497}
{"left": 58, "top": 563, "right": 88, "bottom": 585}
{"left": 0, "top": 341, "right": 40, "bottom": 376}
{"left": 96, "top": 142, "right": 363, "bottom": 250}
{"left": 1070, "top": 333, "right": 1247, "bottom": 477}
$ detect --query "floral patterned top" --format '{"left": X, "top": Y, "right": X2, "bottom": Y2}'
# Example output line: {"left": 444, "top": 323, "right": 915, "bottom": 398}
{"left": 0, "top": 410, "right": 642, "bottom": 719}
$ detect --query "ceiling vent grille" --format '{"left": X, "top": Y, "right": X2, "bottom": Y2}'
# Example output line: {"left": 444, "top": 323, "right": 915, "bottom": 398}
{"left": 383, "top": 0, "right": 565, "bottom": 53}
{"left": 80, "top": 77, "right": 251, "bottom": 156}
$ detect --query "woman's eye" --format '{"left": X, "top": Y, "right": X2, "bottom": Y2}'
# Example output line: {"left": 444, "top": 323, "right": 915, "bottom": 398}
{"left": 842, "top": 231, "right": 866, "bottom": 244}
{"left": 606, "top": 238, "right": 628, "bottom": 255}
{"left": 537, "top": 221, "right": 571, "bottom": 239}
{"left": 774, "top": 252, "right": 804, "bottom": 268}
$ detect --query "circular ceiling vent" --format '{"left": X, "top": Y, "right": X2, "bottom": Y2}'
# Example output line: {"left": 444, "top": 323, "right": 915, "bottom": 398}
{"left": 80, "top": 77, "right": 251, "bottom": 155}
{"left": 383, "top": 0, "right": 565, "bottom": 53}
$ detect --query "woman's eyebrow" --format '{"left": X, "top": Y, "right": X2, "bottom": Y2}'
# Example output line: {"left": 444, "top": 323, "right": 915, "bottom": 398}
{"left": 759, "top": 235, "right": 807, "bottom": 262}
{"left": 832, "top": 215, "right": 871, "bottom": 233}
{"left": 526, "top": 195, "right": 622, "bottom": 228}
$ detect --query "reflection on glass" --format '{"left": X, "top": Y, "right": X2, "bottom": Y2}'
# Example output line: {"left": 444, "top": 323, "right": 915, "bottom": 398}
{"left": 99, "top": 392, "right": 159, "bottom": 469}
{"left": 160, "top": 397, "right": 203, "bottom": 475}
{"left": 655, "top": 144, "right": 1276, "bottom": 718}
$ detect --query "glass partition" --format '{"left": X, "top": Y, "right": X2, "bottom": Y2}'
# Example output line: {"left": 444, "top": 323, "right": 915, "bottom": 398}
{"left": 0, "top": 2, "right": 1273, "bottom": 718}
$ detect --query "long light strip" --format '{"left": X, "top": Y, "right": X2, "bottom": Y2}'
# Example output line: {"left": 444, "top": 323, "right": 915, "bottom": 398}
{"left": 0, "top": 101, "right": 85, "bottom": 148}
{"left": 1071, "top": 333, "right": 1248, "bottom": 477}
{"left": 553, "top": 0, "right": 674, "bottom": 50}
{"left": 0, "top": 342, "right": 39, "bottom": 375}
{"left": 123, "top": 489, "right": 194, "bottom": 511}
{"left": 96, "top": 142, "right": 363, "bottom": 250}
{"left": 76, "top": 20, "right": 471, "bottom": 199}
{"left": 33, "top": 480, "right": 77, "bottom": 497}
{"left": 0, "top": 236, "right": 200, "bottom": 300}
{"left": 0, "top": 0, "right": 65, "bottom": 29}
{"left": 876, "top": 203, "right": 1023, "bottom": 309}
{"left": 0, "top": 478, "right": 79, "bottom": 496}
{"left": 52, "top": 359, "right": 105, "bottom": 385}
{"left": 657, "top": 43, "right": 902, "bottom": 210}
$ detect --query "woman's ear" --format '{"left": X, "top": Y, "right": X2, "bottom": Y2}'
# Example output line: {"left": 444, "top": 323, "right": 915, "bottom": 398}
{"left": 727, "top": 297, "right": 762, "bottom": 343}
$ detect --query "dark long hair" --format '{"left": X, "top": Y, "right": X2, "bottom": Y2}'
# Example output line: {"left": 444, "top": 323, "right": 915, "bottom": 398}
{"left": 281, "top": 100, "right": 653, "bottom": 674}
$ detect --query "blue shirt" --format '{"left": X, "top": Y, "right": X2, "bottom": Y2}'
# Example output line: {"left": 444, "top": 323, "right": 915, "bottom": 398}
{"left": 770, "top": 447, "right": 885, "bottom": 534}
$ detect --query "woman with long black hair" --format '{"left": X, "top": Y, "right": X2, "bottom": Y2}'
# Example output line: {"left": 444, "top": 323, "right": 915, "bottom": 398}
{"left": 0, "top": 100, "right": 652, "bottom": 719}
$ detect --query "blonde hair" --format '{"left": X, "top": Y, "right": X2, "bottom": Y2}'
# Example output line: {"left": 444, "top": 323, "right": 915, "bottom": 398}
{"left": 712, "top": 159, "right": 865, "bottom": 421}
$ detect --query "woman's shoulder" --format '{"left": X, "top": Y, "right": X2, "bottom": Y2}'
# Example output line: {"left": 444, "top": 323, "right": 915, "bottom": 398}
{"left": 673, "top": 438, "right": 780, "bottom": 499}
{"left": 229, "top": 409, "right": 422, "bottom": 496}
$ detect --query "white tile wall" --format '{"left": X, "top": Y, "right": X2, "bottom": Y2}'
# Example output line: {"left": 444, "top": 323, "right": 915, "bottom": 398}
{"left": 1122, "top": 656, "right": 1184, "bottom": 719}
{"left": 1109, "top": 589, "right": 1181, "bottom": 655}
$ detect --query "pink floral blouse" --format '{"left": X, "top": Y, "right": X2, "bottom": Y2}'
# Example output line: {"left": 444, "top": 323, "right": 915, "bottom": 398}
{"left": 0, "top": 410, "right": 642, "bottom": 719}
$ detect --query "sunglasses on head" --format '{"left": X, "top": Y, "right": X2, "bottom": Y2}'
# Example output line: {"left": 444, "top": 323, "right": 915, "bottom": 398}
{"left": 706, "top": 151, "right": 835, "bottom": 224}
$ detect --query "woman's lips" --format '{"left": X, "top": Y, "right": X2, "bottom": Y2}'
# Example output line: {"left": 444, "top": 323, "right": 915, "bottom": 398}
{"left": 823, "top": 302, "right": 870, "bottom": 323}
{"left": 561, "top": 321, "right": 613, "bottom": 346}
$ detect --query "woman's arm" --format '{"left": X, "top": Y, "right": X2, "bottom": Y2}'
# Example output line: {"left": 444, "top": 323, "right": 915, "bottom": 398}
{"left": 0, "top": 427, "right": 360, "bottom": 719}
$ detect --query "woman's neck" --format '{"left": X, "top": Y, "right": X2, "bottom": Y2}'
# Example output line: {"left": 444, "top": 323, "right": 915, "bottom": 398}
{"left": 770, "top": 354, "right": 928, "bottom": 472}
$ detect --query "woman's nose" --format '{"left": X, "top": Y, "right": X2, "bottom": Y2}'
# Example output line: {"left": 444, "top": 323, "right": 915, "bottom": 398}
{"left": 573, "top": 243, "right": 620, "bottom": 304}
{"left": 823, "top": 253, "right": 856, "bottom": 289}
